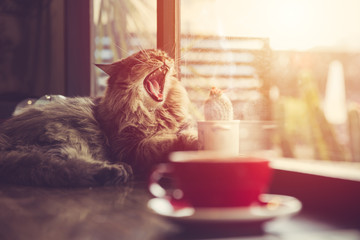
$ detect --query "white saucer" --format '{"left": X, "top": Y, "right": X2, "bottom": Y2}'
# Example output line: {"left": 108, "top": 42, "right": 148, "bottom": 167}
{"left": 147, "top": 194, "right": 302, "bottom": 224}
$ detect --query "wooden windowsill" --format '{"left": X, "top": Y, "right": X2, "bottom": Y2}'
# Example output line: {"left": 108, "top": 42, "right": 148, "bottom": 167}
{"left": 270, "top": 157, "right": 360, "bottom": 182}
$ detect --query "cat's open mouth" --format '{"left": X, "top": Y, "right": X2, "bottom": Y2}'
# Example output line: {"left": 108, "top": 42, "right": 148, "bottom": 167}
{"left": 143, "top": 65, "right": 168, "bottom": 102}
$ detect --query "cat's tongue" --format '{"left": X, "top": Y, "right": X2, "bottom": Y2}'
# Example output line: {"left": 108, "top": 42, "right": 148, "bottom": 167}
{"left": 147, "top": 78, "right": 163, "bottom": 101}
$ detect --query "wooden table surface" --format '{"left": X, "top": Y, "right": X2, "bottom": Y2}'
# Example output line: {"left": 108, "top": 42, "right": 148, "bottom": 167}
{"left": 1, "top": 181, "right": 359, "bottom": 240}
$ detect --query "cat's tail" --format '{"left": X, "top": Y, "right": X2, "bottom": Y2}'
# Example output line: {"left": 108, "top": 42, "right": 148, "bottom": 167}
{"left": 0, "top": 147, "right": 133, "bottom": 187}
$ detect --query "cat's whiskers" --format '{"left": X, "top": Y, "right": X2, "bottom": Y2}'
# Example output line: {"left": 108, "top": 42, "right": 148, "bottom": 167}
{"left": 133, "top": 58, "right": 157, "bottom": 71}
{"left": 135, "top": 57, "right": 163, "bottom": 70}
{"left": 174, "top": 46, "right": 194, "bottom": 66}
{"left": 140, "top": 48, "right": 151, "bottom": 60}
{"left": 133, "top": 59, "right": 150, "bottom": 67}
{"left": 113, "top": 43, "right": 132, "bottom": 59}
{"left": 133, "top": 61, "right": 161, "bottom": 74}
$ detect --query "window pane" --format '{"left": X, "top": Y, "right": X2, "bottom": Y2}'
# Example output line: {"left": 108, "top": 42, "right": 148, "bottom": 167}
{"left": 181, "top": 0, "right": 360, "bottom": 161}
{"left": 181, "top": 0, "right": 272, "bottom": 122}
{"left": 92, "top": 0, "right": 156, "bottom": 96}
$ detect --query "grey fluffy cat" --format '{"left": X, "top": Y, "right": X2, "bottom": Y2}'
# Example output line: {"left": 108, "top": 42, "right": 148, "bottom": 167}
{"left": 0, "top": 49, "right": 197, "bottom": 187}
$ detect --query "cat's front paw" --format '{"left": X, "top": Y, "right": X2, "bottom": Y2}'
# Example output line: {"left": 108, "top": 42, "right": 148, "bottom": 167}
{"left": 94, "top": 163, "right": 133, "bottom": 186}
{"left": 178, "top": 129, "right": 198, "bottom": 151}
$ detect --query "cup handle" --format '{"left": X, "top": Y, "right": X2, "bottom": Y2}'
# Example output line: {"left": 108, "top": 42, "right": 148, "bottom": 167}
{"left": 149, "top": 163, "right": 177, "bottom": 199}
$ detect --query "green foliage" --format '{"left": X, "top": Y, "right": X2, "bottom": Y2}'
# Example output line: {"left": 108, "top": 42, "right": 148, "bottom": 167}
{"left": 275, "top": 70, "right": 350, "bottom": 161}
{"left": 348, "top": 104, "right": 360, "bottom": 161}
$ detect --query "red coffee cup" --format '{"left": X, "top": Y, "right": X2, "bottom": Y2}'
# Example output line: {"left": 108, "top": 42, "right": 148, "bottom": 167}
{"left": 149, "top": 151, "right": 272, "bottom": 208}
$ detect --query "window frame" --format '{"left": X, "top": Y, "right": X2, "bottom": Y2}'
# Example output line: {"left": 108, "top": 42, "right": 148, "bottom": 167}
{"left": 156, "top": 0, "right": 181, "bottom": 77}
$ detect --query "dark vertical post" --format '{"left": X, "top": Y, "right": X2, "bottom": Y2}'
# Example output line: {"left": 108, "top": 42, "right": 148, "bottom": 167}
{"left": 65, "top": 0, "right": 91, "bottom": 96}
{"left": 157, "top": 0, "right": 181, "bottom": 76}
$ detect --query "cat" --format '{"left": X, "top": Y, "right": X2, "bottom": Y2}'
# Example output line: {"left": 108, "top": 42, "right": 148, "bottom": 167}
{"left": 0, "top": 49, "right": 198, "bottom": 187}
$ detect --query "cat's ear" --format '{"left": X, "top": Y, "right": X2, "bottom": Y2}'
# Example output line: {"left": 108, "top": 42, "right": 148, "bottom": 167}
{"left": 95, "top": 62, "right": 122, "bottom": 76}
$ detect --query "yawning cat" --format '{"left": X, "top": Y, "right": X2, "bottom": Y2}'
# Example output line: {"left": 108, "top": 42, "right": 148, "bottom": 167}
{"left": 0, "top": 49, "right": 197, "bottom": 187}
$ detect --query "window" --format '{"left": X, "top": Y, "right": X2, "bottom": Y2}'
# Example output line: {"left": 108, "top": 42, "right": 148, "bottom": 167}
{"left": 92, "top": 0, "right": 156, "bottom": 96}
{"left": 180, "top": 0, "right": 360, "bottom": 162}
{"left": 92, "top": 0, "right": 360, "bottom": 163}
